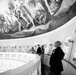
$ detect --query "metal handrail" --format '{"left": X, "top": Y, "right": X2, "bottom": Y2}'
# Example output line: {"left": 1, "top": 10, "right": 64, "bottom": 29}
{"left": 41, "top": 54, "right": 76, "bottom": 70}
{"left": 63, "top": 59, "right": 76, "bottom": 70}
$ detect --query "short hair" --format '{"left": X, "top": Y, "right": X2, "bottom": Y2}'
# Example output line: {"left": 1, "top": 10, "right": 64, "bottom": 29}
{"left": 55, "top": 41, "right": 62, "bottom": 47}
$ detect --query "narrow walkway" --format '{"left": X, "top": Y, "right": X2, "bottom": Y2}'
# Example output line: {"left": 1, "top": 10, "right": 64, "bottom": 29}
{"left": 41, "top": 64, "right": 50, "bottom": 75}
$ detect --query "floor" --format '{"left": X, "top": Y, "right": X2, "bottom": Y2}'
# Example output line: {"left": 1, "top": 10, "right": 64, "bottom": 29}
{"left": 41, "top": 64, "right": 50, "bottom": 75}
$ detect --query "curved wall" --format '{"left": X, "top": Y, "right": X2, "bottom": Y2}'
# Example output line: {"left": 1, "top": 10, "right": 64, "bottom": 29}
{"left": 0, "top": 16, "right": 76, "bottom": 47}
{"left": 0, "top": 0, "right": 76, "bottom": 39}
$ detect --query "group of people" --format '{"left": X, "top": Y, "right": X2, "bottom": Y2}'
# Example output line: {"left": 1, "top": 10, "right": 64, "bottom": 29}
{"left": 36, "top": 44, "right": 45, "bottom": 55}
{"left": 35, "top": 41, "right": 65, "bottom": 75}
{"left": 0, "top": 40, "right": 65, "bottom": 75}
{"left": 29, "top": 44, "right": 45, "bottom": 55}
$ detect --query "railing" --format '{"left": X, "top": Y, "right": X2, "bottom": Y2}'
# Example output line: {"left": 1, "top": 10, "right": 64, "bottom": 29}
{"left": 0, "top": 52, "right": 41, "bottom": 75}
{"left": 63, "top": 59, "right": 76, "bottom": 70}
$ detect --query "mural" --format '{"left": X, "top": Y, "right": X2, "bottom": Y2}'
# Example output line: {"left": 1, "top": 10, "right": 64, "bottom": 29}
{"left": 0, "top": 0, "right": 76, "bottom": 39}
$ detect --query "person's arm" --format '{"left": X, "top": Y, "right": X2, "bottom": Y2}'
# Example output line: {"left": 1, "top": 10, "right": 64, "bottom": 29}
{"left": 58, "top": 49, "right": 65, "bottom": 60}
{"left": 61, "top": 50, "right": 65, "bottom": 59}
{"left": 49, "top": 49, "right": 55, "bottom": 65}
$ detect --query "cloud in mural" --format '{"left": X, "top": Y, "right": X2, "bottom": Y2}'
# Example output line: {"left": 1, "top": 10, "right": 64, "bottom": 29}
{"left": 0, "top": 0, "right": 76, "bottom": 39}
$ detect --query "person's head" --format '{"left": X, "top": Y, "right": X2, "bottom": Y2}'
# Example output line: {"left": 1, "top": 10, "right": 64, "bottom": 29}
{"left": 41, "top": 45, "right": 44, "bottom": 49}
{"left": 54, "top": 41, "right": 62, "bottom": 47}
{"left": 38, "top": 44, "right": 40, "bottom": 47}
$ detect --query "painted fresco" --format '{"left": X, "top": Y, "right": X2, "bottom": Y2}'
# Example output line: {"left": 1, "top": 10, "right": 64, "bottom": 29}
{"left": 0, "top": 0, "right": 76, "bottom": 39}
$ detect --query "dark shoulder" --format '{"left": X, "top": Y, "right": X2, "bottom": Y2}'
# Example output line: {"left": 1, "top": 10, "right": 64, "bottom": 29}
{"left": 55, "top": 47, "right": 63, "bottom": 52}
{"left": 57, "top": 47, "right": 64, "bottom": 54}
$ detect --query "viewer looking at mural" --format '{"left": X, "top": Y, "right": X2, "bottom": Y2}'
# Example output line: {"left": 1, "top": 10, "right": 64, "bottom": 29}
{"left": 37, "top": 44, "right": 43, "bottom": 55}
{"left": 41, "top": 45, "right": 45, "bottom": 54}
{"left": 49, "top": 41, "right": 65, "bottom": 75}
{"left": 29, "top": 47, "right": 36, "bottom": 54}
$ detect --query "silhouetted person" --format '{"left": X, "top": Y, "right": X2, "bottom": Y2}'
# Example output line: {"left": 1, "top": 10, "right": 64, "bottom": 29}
{"left": 41, "top": 45, "right": 45, "bottom": 54}
{"left": 29, "top": 47, "right": 36, "bottom": 54}
{"left": 37, "top": 44, "right": 42, "bottom": 55}
{"left": 49, "top": 41, "right": 65, "bottom": 75}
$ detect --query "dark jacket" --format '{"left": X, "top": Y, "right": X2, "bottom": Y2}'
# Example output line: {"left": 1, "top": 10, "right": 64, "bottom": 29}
{"left": 37, "top": 47, "right": 42, "bottom": 55}
{"left": 49, "top": 47, "right": 65, "bottom": 73}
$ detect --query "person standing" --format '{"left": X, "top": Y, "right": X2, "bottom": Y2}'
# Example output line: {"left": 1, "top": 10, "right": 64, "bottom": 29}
{"left": 37, "top": 44, "right": 42, "bottom": 55}
{"left": 49, "top": 41, "right": 65, "bottom": 75}
{"left": 41, "top": 45, "right": 45, "bottom": 54}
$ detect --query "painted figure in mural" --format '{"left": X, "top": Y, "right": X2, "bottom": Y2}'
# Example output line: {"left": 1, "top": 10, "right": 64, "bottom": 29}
{"left": 47, "top": 0, "right": 63, "bottom": 15}
{"left": 0, "top": 15, "right": 5, "bottom": 33}
{"left": 20, "top": 2, "right": 34, "bottom": 26}
{"left": 49, "top": 41, "right": 65, "bottom": 75}
{"left": 15, "top": 9, "right": 28, "bottom": 31}
{"left": 34, "top": 9, "right": 47, "bottom": 25}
